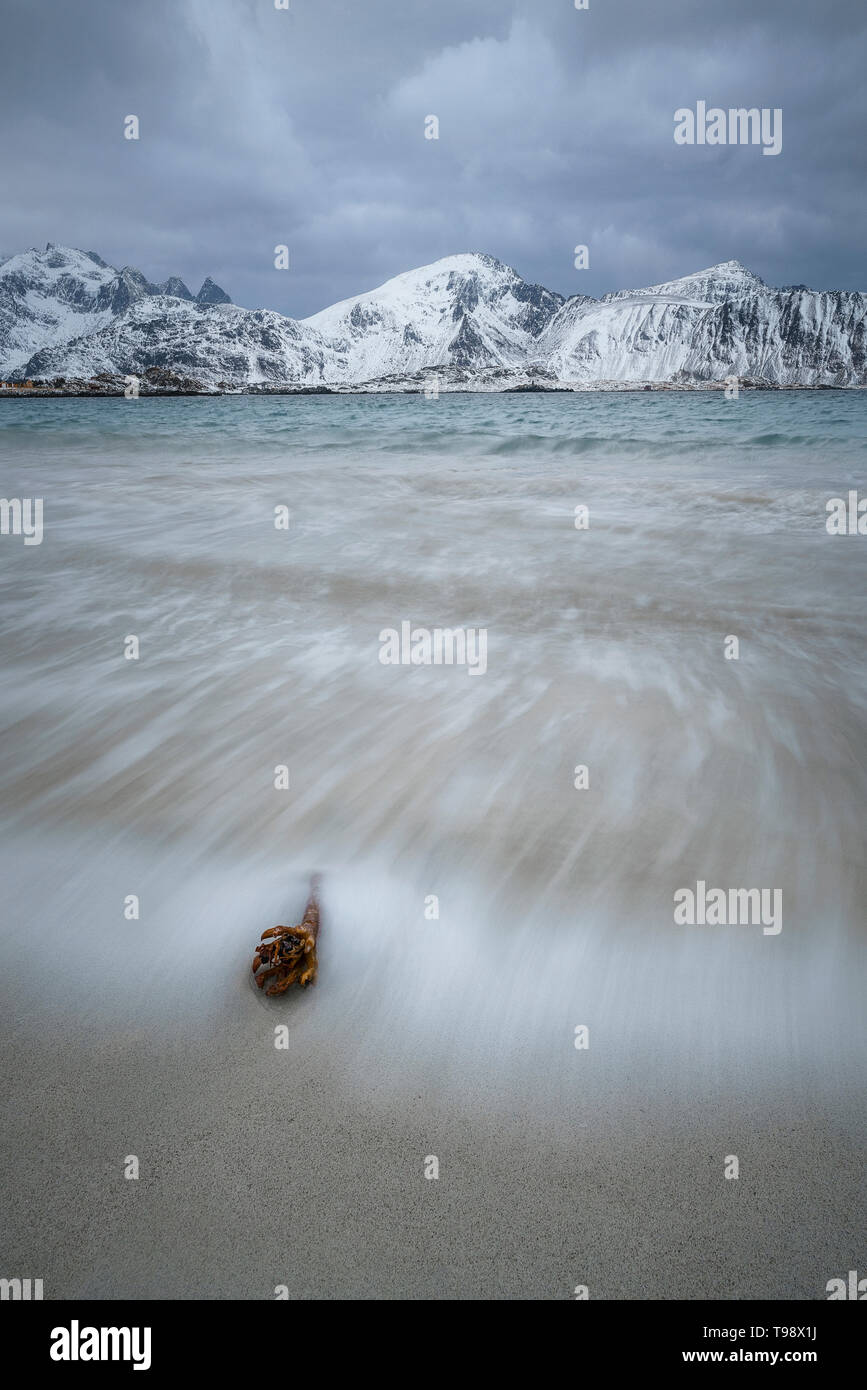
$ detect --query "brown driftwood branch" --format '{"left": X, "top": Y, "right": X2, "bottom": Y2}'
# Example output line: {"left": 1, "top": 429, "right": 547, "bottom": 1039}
{"left": 252, "top": 876, "right": 320, "bottom": 995}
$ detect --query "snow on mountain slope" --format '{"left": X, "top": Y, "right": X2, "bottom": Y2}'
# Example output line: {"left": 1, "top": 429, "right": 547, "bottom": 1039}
{"left": 541, "top": 262, "right": 866, "bottom": 385}
{"left": 6, "top": 246, "right": 866, "bottom": 387}
{"left": 23, "top": 295, "right": 332, "bottom": 386}
{"left": 0, "top": 245, "right": 121, "bottom": 375}
{"left": 540, "top": 294, "right": 712, "bottom": 382}
{"left": 0, "top": 244, "right": 232, "bottom": 376}
{"left": 303, "top": 253, "right": 564, "bottom": 379}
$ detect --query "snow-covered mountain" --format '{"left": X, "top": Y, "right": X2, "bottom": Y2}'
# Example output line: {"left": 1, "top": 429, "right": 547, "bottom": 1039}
{"left": 539, "top": 261, "right": 866, "bottom": 385}
{"left": 3, "top": 245, "right": 865, "bottom": 387}
{"left": 0, "top": 244, "right": 230, "bottom": 376}
{"left": 304, "top": 253, "right": 563, "bottom": 379}
{"left": 23, "top": 295, "right": 333, "bottom": 386}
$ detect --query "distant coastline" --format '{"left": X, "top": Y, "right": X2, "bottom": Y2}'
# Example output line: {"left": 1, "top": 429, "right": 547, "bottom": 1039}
{"left": 0, "top": 372, "right": 860, "bottom": 399}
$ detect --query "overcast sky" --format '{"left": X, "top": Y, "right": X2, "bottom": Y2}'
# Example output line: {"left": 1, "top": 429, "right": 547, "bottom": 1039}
{"left": 1, "top": 0, "right": 864, "bottom": 315}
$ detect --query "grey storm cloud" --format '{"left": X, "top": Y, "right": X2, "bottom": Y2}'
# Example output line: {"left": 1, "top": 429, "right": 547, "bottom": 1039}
{"left": 1, "top": 0, "right": 865, "bottom": 315}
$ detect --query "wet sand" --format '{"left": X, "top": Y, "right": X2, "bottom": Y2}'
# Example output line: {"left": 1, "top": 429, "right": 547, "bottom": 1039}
{"left": 1, "top": 836, "right": 863, "bottom": 1301}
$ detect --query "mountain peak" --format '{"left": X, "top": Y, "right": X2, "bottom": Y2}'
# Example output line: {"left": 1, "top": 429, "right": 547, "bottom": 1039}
{"left": 697, "top": 259, "right": 764, "bottom": 285}
{"left": 705, "top": 258, "right": 754, "bottom": 274}
{"left": 160, "top": 276, "right": 193, "bottom": 301}
{"left": 302, "top": 250, "right": 563, "bottom": 378}
{"left": 603, "top": 259, "right": 766, "bottom": 307}
{"left": 426, "top": 251, "right": 508, "bottom": 274}
{"left": 196, "top": 276, "right": 231, "bottom": 305}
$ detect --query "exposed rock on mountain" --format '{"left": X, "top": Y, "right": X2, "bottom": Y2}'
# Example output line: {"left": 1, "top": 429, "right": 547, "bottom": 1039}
{"left": 195, "top": 276, "right": 231, "bottom": 306}
{"left": 159, "top": 276, "right": 193, "bottom": 300}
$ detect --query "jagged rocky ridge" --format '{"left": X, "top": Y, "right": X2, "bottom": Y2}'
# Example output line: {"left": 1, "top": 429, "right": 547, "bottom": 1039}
{"left": 0, "top": 245, "right": 232, "bottom": 378}
{"left": 1, "top": 244, "right": 864, "bottom": 389}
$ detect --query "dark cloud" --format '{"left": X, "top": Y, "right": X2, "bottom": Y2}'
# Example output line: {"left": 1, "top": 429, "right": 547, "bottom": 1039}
{"left": 1, "top": 0, "right": 864, "bottom": 314}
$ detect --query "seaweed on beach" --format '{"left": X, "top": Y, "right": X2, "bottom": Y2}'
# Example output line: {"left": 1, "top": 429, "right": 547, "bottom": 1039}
{"left": 252, "top": 878, "right": 321, "bottom": 995}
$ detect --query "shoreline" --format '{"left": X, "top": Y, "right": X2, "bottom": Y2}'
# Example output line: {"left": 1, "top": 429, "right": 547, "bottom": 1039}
{"left": 0, "top": 382, "right": 860, "bottom": 399}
